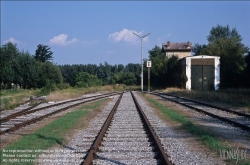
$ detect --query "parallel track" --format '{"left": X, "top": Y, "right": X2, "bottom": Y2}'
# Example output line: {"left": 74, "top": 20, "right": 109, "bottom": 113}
{"left": 0, "top": 92, "right": 120, "bottom": 135}
{"left": 82, "top": 91, "right": 172, "bottom": 165}
{"left": 0, "top": 92, "right": 118, "bottom": 124}
{"left": 151, "top": 92, "right": 250, "bottom": 132}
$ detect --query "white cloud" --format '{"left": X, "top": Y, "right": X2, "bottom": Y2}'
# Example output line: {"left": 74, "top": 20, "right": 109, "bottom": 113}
{"left": 82, "top": 40, "right": 97, "bottom": 47}
{"left": 4, "top": 37, "right": 20, "bottom": 44}
{"left": 49, "top": 34, "right": 78, "bottom": 46}
{"left": 108, "top": 29, "right": 149, "bottom": 44}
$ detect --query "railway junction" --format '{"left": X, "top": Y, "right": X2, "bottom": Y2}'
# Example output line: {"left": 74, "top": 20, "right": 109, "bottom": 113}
{"left": 0, "top": 90, "right": 249, "bottom": 165}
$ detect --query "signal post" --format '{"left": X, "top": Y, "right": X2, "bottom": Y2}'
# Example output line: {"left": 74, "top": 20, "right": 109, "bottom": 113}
{"left": 147, "top": 61, "right": 151, "bottom": 93}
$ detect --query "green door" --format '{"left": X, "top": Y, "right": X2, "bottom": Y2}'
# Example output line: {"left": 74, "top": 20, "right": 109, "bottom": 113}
{"left": 203, "top": 66, "right": 214, "bottom": 91}
{"left": 191, "top": 66, "right": 203, "bottom": 90}
{"left": 191, "top": 65, "right": 214, "bottom": 91}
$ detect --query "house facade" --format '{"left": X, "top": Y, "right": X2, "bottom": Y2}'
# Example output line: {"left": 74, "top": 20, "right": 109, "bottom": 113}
{"left": 162, "top": 41, "right": 192, "bottom": 59}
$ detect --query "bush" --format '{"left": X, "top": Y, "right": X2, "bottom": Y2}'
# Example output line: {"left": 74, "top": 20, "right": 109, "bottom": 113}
{"left": 56, "top": 83, "right": 70, "bottom": 90}
{"left": 38, "top": 80, "right": 56, "bottom": 96}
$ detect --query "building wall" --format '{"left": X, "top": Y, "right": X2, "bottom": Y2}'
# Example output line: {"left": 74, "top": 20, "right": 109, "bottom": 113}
{"left": 166, "top": 52, "right": 191, "bottom": 59}
{"left": 184, "top": 55, "right": 220, "bottom": 90}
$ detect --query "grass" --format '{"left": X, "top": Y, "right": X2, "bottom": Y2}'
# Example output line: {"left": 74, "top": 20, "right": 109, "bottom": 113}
{"left": 161, "top": 88, "right": 250, "bottom": 110}
{"left": 0, "top": 84, "right": 134, "bottom": 110}
{"left": 46, "top": 85, "right": 139, "bottom": 102}
{"left": 0, "top": 89, "right": 38, "bottom": 110}
{"left": 0, "top": 98, "right": 109, "bottom": 165}
{"left": 142, "top": 93, "right": 250, "bottom": 165}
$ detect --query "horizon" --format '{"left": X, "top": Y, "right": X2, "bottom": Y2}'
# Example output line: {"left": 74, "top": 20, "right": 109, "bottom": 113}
{"left": 1, "top": 1, "right": 250, "bottom": 66}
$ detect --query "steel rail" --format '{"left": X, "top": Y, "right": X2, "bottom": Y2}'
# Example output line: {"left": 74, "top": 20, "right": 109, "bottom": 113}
{"left": 0, "top": 93, "right": 120, "bottom": 135}
{"left": 83, "top": 91, "right": 172, "bottom": 165}
{"left": 131, "top": 91, "right": 172, "bottom": 165}
{"left": 82, "top": 92, "right": 124, "bottom": 165}
{"left": 0, "top": 92, "right": 120, "bottom": 124}
{"left": 154, "top": 92, "right": 250, "bottom": 118}
{"left": 151, "top": 92, "right": 250, "bottom": 132}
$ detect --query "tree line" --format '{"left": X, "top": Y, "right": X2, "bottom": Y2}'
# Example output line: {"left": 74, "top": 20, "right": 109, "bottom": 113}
{"left": 0, "top": 43, "right": 62, "bottom": 90}
{"left": 59, "top": 62, "right": 141, "bottom": 87}
{"left": 1, "top": 24, "right": 249, "bottom": 91}
{"left": 0, "top": 42, "right": 141, "bottom": 90}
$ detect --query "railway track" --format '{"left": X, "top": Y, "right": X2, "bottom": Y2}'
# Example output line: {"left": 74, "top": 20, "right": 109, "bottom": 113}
{"left": 0, "top": 92, "right": 120, "bottom": 135}
{"left": 82, "top": 91, "right": 172, "bottom": 165}
{"left": 151, "top": 92, "right": 250, "bottom": 132}
{"left": 35, "top": 91, "right": 224, "bottom": 165}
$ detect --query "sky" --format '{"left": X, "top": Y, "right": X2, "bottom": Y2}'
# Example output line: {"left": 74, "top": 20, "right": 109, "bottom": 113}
{"left": 1, "top": 1, "right": 250, "bottom": 66}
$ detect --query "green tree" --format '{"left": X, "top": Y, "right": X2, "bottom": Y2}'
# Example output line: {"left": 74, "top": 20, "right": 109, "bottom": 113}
{"left": 118, "top": 64, "right": 124, "bottom": 72}
{"left": 37, "top": 62, "right": 63, "bottom": 88}
{"left": 121, "top": 72, "right": 137, "bottom": 85}
{"left": 0, "top": 42, "right": 19, "bottom": 87}
{"left": 75, "top": 72, "right": 102, "bottom": 87}
{"left": 12, "top": 51, "right": 38, "bottom": 88}
{"left": 34, "top": 44, "right": 53, "bottom": 62}
{"left": 146, "top": 46, "right": 169, "bottom": 87}
{"left": 192, "top": 43, "right": 207, "bottom": 55}
{"left": 203, "top": 24, "right": 249, "bottom": 88}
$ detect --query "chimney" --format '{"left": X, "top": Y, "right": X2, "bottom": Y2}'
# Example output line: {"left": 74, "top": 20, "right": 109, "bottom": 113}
{"left": 187, "top": 41, "right": 191, "bottom": 48}
{"left": 167, "top": 41, "right": 170, "bottom": 48}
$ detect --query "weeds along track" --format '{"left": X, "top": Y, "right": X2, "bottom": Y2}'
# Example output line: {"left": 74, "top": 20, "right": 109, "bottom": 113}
{"left": 82, "top": 91, "right": 172, "bottom": 165}
{"left": 0, "top": 92, "right": 121, "bottom": 135}
{"left": 151, "top": 92, "right": 250, "bottom": 132}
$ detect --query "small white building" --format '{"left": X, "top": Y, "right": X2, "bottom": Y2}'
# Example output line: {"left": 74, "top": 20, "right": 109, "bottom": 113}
{"left": 180, "top": 55, "right": 220, "bottom": 91}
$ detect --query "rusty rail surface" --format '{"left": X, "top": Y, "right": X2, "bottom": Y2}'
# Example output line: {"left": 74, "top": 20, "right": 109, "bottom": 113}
{"left": 83, "top": 92, "right": 124, "bottom": 165}
{"left": 82, "top": 91, "right": 172, "bottom": 165}
{"left": 0, "top": 93, "right": 120, "bottom": 135}
{"left": 131, "top": 91, "right": 172, "bottom": 165}
{"left": 0, "top": 92, "right": 120, "bottom": 124}
{"left": 151, "top": 92, "right": 250, "bottom": 132}
{"left": 154, "top": 92, "right": 250, "bottom": 118}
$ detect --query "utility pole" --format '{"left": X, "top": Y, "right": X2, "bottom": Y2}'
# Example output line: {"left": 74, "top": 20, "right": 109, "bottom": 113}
{"left": 133, "top": 32, "right": 151, "bottom": 92}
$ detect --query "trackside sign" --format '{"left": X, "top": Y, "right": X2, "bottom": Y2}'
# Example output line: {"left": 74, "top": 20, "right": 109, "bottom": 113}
{"left": 147, "top": 61, "right": 152, "bottom": 67}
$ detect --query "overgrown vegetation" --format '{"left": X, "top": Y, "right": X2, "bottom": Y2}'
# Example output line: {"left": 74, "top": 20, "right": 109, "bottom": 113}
{"left": 45, "top": 85, "right": 126, "bottom": 102}
{"left": 0, "top": 89, "right": 38, "bottom": 110}
{"left": 142, "top": 94, "right": 250, "bottom": 165}
{"left": 0, "top": 98, "right": 108, "bottom": 165}
{"left": 0, "top": 84, "right": 136, "bottom": 110}
{"left": 163, "top": 88, "right": 250, "bottom": 109}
